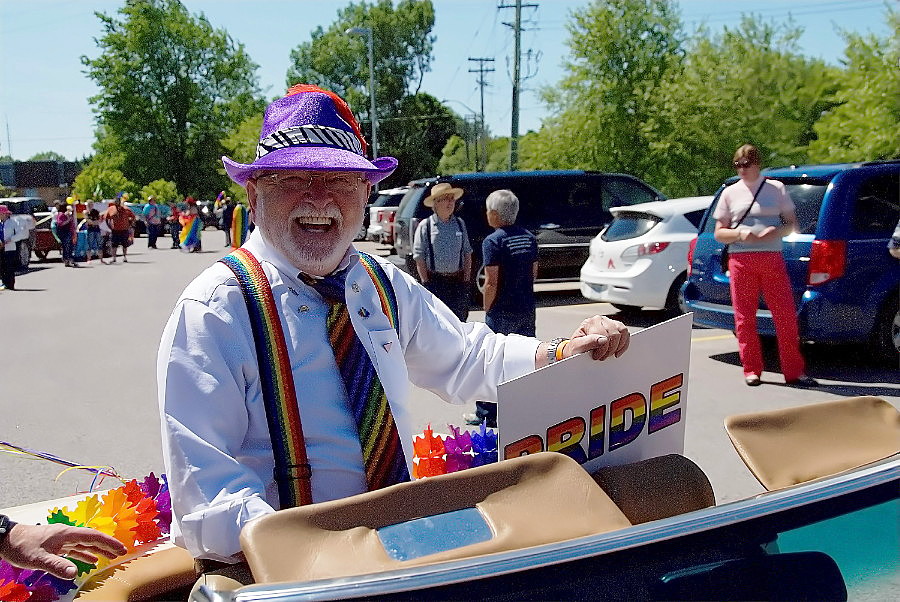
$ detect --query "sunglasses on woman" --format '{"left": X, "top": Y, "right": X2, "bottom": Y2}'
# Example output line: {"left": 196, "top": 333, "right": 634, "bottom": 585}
{"left": 733, "top": 160, "right": 754, "bottom": 168}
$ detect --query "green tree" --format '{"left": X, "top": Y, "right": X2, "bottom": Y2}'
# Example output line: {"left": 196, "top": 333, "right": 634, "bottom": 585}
{"left": 220, "top": 113, "right": 263, "bottom": 200}
{"left": 286, "top": 0, "right": 454, "bottom": 183}
{"left": 529, "top": 0, "right": 684, "bottom": 184}
{"left": 651, "top": 17, "right": 840, "bottom": 196}
{"left": 82, "top": 0, "right": 264, "bottom": 198}
{"left": 378, "top": 92, "right": 457, "bottom": 184}
{"left": 72, "top": 162, "right": 136, "bottom": 200}
{"left": 28, "top": 151, "right": 68, "bottom": 162}
{"left": 808, "top": 7, "right": 900, "bottom": 162}
{"left": 140, "top": 179, "right": 180, "bottom": 203}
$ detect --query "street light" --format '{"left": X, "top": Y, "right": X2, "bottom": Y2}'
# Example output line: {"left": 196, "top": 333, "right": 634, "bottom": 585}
{"left": 345, "top": 26, "right": 377, "bottom": 164}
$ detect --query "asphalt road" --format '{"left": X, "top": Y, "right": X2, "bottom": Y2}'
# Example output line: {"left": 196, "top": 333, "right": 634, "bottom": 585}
{"left": 2, "top": 232, "right": 897, "bottom": 509}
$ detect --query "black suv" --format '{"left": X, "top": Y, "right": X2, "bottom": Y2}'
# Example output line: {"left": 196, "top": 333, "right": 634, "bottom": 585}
{"left": 390, "top": 170, "right": 666, "bottom": 294}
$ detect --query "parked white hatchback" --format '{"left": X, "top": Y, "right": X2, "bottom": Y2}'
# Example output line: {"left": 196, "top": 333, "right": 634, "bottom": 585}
{"left": 580, "top": 196, "right": 713, "bottom": 313}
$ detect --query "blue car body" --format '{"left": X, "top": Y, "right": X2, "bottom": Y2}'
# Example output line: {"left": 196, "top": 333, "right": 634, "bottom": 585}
{"left": 681, "top": 161, "right": 899, "bottom": 359}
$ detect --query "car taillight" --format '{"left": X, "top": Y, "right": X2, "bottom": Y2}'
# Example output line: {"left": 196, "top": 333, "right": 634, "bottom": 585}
{"left": 687, "top": 237, "right": 698, "bottom": 277}
{"left": 636, "top": 242, "right": 670, "bottom": 256}
{"left": 807, "top": 240, "right": 846, "bottom": 285}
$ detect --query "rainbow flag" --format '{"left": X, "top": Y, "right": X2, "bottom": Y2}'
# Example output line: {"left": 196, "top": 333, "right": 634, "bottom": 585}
{"left": 179, "top": 214, "right": 201, "bottom": 252}
{"left": 230, "top": 204, "right": 250, "bottom": 249}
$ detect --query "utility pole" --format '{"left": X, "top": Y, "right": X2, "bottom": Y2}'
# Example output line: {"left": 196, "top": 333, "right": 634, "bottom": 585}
{"left": 499, "top": 0, "right": 538, "bottom": 171}
{"left": 468, "top": 57, "right": 494, "bottom": 172}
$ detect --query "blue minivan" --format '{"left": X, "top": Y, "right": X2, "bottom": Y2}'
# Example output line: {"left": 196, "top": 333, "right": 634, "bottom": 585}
{"left": 681, "top": 161, "right": 899, "bottom": 364}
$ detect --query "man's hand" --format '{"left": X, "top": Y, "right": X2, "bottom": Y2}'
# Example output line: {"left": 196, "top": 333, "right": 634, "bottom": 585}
{"left": 535, "top": 315, "right": 630, "bottom": 368}
{"left": 0, "top": 522, "right": 128, "bottom": 580}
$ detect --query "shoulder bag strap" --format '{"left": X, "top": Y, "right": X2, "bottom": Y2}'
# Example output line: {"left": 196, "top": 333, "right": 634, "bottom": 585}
{"left": 219, "top": 248, "right": 313, "bottom": 508}
{"left": 454, "top": 216, "right": 465, "bottom": 272}
{"left": 425, "top": 216, "right": 435, "bottom": 273}
{"left": 731, "top": 178, "right": 767, "bottom": 229}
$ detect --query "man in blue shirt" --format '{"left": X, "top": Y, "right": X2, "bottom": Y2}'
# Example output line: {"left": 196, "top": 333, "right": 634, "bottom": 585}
{"left": 482, "top": 189, "right": 538, "bottom": 336}
{"left": 474, "top": 190, "right": 539, "bottom": 427}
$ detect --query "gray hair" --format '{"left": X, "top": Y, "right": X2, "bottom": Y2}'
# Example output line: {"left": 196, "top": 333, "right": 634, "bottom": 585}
{"left": 485, "top": 189, "right": 519, "bottom": 224}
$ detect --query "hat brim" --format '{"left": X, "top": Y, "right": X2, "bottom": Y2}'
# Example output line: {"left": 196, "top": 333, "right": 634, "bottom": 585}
{"left": 223, "top": 147, "right": 398, "bottom": 186}
{"left": 424, "top": 187, "right": 464, "bottom": 207}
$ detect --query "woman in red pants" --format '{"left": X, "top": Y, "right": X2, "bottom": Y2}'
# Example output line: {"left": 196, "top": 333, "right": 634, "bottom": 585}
{"left": 713, "top": 144, "right": 817, "bottom": 387}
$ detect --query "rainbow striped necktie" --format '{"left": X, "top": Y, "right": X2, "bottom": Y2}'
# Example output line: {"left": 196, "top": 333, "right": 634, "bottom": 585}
{"left": 310, "top": 270, "right": 410, "bottom": 491}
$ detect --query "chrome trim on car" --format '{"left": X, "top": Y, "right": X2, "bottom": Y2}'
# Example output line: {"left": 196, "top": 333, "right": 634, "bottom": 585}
{"left": 688, "top": 300, "right": 773, "bottom": 319}
{"left": 226, "top": 457, "right": 898, "bottom": 601}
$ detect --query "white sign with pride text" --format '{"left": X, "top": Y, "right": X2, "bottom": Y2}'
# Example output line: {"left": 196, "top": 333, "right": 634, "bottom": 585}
{"left": 498, "top": 313, "right": 692, "bottom": 473}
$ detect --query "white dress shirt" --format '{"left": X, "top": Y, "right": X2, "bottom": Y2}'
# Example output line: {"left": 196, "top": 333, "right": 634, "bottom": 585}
{"left": 157, "top": 229, "right": 540, "bottom": 561}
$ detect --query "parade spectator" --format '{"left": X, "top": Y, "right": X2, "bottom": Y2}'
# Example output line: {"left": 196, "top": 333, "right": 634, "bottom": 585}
{"left": 102, "top": 194, "right": 136, "bottom": 263}
{"left": 468, "top": 189, "right": 541, "bottom": 428}
{"left": 0, "top": 514, "right": 127, "bottom": 580}
{"left": 412, "top": 183, "right": 473, "bottom": 321}
{"left": 84, "top": 202, "right": 105, "bottom": 264}
{"left": 0, "top": 205, "right": 19, "bottom": 290}
{"left": 167, "top": 201, "right": 182, "bottom": 249}
{"left": 158, "top": 85, "right": 629, "bottom": 576}
{"left": 179, "top": 197, "right": 202, "bottom": 252}
{"left": 713, "top": 144, "right": 816, "bottom": 387}
{"left": 55, "top": 201, "right": 76, "bottom": 268}
{"left": 143, "top": 196, "right": 163, "bottom": 249}
{"left": 221, "top": 196, "right": 236, "bottom": 248}
{"left": 482, "top": 189, "right": 539, "bottom": 336}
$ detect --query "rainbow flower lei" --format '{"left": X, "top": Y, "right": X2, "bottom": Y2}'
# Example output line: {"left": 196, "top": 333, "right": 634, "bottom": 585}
{"left": 0, "top": 473, "right": 171, "bottom": 602}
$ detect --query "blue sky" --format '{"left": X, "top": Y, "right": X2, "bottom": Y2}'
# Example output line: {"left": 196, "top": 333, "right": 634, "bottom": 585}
{"left": 0, "top": 0, "right": 892, "bottom": 161}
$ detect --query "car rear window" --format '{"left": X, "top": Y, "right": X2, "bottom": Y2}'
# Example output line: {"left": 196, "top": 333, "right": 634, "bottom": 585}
{"left": 703, "top": 179, "right": 829, "bottom": 235}
{"left": 601, "top": 212, "right": 661, "bottom": 242}
{"left": 850, "top": 172, "right": 899, "bottom": 237}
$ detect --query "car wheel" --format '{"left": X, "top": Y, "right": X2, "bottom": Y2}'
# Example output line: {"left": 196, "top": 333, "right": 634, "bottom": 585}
{"left": 16, "top": 240, "right": 31, "bottom": 270}
{"left": 870, "top": 296, "right": 900, "bottom": 366}
{"left": 664, "top": 274, "right": 687, "bottom": 315}
{"left": 34, "top": 249, "right": 48, "bottom": 261}
{"left": 467, "top": 263, "right": 486, "bottom": 305}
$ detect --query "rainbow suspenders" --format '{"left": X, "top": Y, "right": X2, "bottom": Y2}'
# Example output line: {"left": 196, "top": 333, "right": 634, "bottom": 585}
{"left": 219, "top": 248, "right": 399, "bottom": 507}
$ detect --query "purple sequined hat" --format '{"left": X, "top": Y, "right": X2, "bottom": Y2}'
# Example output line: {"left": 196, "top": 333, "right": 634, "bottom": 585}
{"left": 222, "top": 84, "right": 398, "bottom": 186}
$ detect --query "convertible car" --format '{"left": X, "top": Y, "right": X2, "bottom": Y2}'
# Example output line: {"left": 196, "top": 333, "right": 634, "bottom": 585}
{"left": 2, "top": 396, "right": 897, "bottom": 601}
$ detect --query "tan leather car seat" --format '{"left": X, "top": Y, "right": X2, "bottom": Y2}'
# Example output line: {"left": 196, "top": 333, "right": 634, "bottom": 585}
{"left": 725, "top": 396, "right": 899, "bottom": 491}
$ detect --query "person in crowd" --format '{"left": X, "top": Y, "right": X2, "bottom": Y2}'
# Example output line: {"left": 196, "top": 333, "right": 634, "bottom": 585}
{"left": 713, "top": 144, "right": 816, "bottom": 387}
{"left": 167, "top": 201, "right": 182, "bottom": 249}
{"left": 84, "top": 201, "right": 105, "bottom": 264}
{"left": 158, "top": 85, "right": 629, "bottom": 581}
{"left": 468, "top": 189, "right": 540, "bottom": 427}
{"left": 0, "top": 514, "right": 127, "bottom": 580}
{"left": 143, "top": 196, "right": 163, "bottom": 249}
{"left": 482, "top": 189, "right": 539, "bottom": 336}
{"left": 0, "top": 204, "right": 20, "bottom": 290}
{"left": 55, "top": 201, "right": 77, "bottom": 268}
{"left": 221, "top": 196, "right": 236, "bottom": 248}
{"left": 179, "top": 197, "right": 202, "bottom": 252}
{"left": 102, "top": 194, "right": 136, "bottom": 263}
{"left": 412, "top": 182, "right": 473, "bottom": 321}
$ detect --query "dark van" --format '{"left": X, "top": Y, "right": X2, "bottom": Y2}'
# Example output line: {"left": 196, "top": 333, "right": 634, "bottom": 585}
{"left": 390, "top": 171, "right": 666, "bottom": 294}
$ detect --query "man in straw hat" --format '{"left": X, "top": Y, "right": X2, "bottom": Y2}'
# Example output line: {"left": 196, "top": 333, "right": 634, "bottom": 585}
{"left": 413, "top": 181, "right": 473, "bottom": 320}
{"left": 157, "top": 84, "right": 630, "bottom": 571}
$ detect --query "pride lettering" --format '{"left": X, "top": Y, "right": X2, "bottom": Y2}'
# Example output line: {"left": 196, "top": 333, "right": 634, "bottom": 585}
{"left": 503, "top": 373, "right": 684, "bottom": 462}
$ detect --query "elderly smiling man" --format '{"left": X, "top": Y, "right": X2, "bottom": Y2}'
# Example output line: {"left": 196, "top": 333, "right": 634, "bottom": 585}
{"left": 157, "top": 85, "right": 630, "bottom": 576}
